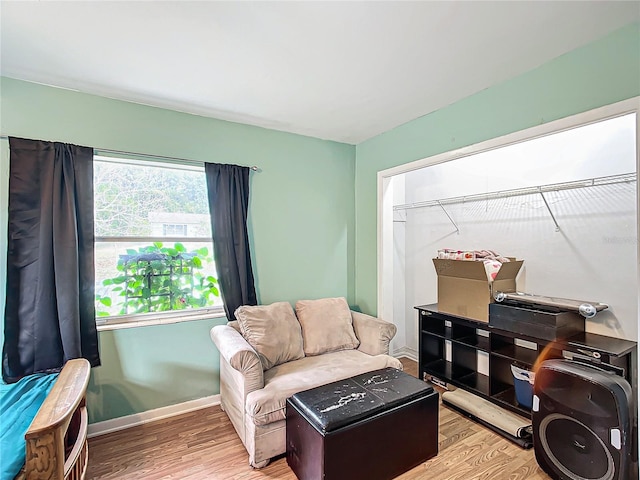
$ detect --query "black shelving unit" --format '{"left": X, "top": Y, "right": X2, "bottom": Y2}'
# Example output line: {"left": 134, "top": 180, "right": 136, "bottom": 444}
{"left": 416, "top": 303, "right": 638, "bottom": 418}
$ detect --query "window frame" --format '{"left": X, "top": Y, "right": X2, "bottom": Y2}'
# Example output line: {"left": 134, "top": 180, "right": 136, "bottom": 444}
{"left": 93, "top": 154, "right": 225, "bottom": 331}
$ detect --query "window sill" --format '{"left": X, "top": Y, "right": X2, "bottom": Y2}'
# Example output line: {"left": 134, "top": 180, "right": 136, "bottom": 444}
{"left": 96, "top": 308, "right": 227, "bottom": 331}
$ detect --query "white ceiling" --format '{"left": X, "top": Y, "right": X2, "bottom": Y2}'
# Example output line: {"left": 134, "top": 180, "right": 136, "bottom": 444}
{"left": 1, "top": 1, "right": 638, "bottom": 144}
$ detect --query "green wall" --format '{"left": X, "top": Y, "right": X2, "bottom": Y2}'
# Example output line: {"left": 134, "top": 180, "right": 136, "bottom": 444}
{"left": 2, "top": 22, "right": 639, "bottom": 423}
{"left": 0, "top": 78, "right": 355, "bottom": 422}
{"left": 354, "top": 23, "right": 640, "bottom": 315}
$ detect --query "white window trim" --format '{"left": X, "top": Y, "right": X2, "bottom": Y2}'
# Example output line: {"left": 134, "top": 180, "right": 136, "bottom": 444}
{"left": 96, "top": 306, "right": 227, "bottom": 331}
{"left": 93, "top": 154, "right": 221, "bottom": 330}
{"left": 95, "top": 236, "right": 213, "bottom": 243}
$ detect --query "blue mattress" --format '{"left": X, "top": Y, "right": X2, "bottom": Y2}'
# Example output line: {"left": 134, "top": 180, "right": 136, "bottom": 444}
{"left": 0, "top": 373, "right": 59, "bottom": 480}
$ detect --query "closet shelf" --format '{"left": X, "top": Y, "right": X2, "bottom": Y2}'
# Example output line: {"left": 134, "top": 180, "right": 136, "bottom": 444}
{"left": 393, "top": 172, "right": 636, "bottom": 233}
{"left": 393, "top": 172, "right": 636, "bottom": 212}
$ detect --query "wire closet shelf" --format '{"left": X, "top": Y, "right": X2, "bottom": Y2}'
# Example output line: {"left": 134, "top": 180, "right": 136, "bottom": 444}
{"left": 392, "top": 172, "right": 637, "bottom": 233}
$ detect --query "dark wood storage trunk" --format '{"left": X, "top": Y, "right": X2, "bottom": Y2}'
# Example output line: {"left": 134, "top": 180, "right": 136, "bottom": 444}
{"left": 489, "top": 302, "right": 584, "bottom": 341}
{"left": 286, "top": 368, "right": 439, "bottom": 480}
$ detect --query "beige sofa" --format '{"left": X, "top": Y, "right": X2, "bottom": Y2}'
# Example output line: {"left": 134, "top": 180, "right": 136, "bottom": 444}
{"left": 210, "top": 298, "right": 402, "bottom": 468}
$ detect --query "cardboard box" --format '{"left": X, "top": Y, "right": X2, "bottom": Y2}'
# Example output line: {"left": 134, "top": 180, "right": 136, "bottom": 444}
{"left": 432, "top": 258, "right": 524, "bottom": 322}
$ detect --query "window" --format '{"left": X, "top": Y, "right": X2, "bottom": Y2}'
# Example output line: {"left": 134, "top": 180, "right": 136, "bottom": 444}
{"left": 94, "top": 156, "right": 223, "bottom": 327}
{"left": 163, "top": 224, "right": 188, "bottom": 236}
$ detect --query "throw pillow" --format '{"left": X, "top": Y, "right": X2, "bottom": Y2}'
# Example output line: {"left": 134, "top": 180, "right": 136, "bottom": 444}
{"left": 295, "top": 297, "right": 360, "bottom": 356}
{"left": 235, "top": 302, "right": 305, "bottom": 370}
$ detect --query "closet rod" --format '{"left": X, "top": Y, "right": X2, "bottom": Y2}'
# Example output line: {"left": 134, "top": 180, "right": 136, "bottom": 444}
{"left": 0, "top": 135, "right": 259, "bottom": 171}
{"left": 393, "top": 172, "right": 636, "bottom": 211}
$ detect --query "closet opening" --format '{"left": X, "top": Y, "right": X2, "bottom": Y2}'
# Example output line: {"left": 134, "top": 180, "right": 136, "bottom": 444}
{"left": 377, "top": 98, "right": 639, "bottom": 359}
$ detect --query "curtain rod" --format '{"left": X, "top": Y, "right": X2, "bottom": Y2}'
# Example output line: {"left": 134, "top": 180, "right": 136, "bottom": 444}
{"left": 0, "top": 135, "right": 259, "bottom": 171}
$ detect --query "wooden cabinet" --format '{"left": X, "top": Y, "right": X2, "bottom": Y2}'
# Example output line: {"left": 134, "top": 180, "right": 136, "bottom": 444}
{"left": 416, "top": 304, "right": 637, "bottom": 417}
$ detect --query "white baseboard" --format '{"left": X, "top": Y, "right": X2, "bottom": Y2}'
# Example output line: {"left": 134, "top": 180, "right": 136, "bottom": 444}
{"left": 88, "top": 394, "right": 220, "bottom": 438}
{"left": 394, "top": 347, "right": 417, "bottom": 362}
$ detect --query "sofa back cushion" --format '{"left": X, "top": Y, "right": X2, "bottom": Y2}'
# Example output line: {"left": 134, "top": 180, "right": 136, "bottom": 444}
{"left": 235, "top": 302, "right": 304, "bottom": 370}
{"left": 295, "top": 297, "right": 360, "bottom": 356}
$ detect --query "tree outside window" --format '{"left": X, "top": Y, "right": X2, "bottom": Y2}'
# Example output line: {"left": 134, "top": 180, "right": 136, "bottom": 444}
{"left": 94, "top": 158, "right": 222, "bottom": 321}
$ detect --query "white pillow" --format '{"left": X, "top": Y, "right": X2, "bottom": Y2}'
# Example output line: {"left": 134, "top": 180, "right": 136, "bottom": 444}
{"left": 235, "top": 302, "right": 304, "bottom": 370}
{"left": 295, "top": 297, "right": 360, "bottom": 356}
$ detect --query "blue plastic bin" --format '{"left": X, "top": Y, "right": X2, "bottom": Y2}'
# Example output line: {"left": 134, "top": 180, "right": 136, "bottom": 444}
{"left": 511, "top": 363, "right": 535, "bottom": 409}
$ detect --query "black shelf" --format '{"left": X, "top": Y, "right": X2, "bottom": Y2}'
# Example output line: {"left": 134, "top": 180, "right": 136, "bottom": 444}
{"left": 491, "top": 387, "right": 530, "bottom": 417}
{"left": 421, "top": 328, "right": 447, "bottom": 340}
{"left": 456, "top": 372, "right": 490, "bottom": 396}
{"left": 567, "top": 332, "right": 638, "bottom": 357}
{"left": 416, "top": 303, "right": 637, "bottom": 423}
{"left": 423, "top": 359, "right": 474, "bottom": 380}
{"left": 454, "top": 335, "right": 490, "bottom": 351}
{"left": 420, "top": 352, "right": 441, "bottom": 366}
{"left": 491, "top": 344, "right": 538, "bottom": 365}
{"left": 490, "top": 378, "right": 513, "bottom": 397}
{"left": 418, "top": 310, "right": 447, "bottom": 337}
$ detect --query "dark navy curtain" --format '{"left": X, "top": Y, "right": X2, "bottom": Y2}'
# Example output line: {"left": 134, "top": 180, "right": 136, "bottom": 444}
{"left": 3, "top": 137, "right": 100, "bottom": 383}
{"left": 204, "top": 163, "right": 257, "bottom": 320}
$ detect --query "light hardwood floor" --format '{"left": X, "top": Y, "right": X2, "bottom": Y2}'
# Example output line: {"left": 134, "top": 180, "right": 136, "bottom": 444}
{"left": 86, "top": 359, "right": 550, "bottom": 479}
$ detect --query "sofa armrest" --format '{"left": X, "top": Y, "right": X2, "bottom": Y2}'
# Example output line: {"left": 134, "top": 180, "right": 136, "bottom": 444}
{"left": 210, "top": 325, "right": 264, "bottom": 389}
{"left": 351, "top": 311, "right": 397, "bottom": 356}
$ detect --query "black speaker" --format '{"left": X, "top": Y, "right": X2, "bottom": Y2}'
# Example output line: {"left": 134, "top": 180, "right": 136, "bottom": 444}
{"left": 532, "top": 359, "right": 635, "bottom": 480}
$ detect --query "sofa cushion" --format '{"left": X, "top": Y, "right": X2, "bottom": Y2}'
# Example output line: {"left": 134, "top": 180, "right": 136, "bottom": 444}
{"left": 295, "top": 297, "right": 360, "bottom": 356}
{"left": 235, "top": 302, "right": 305, "bottom": 371}
{"left": 245, "top": 349, "right": 403, "bottom": 426}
